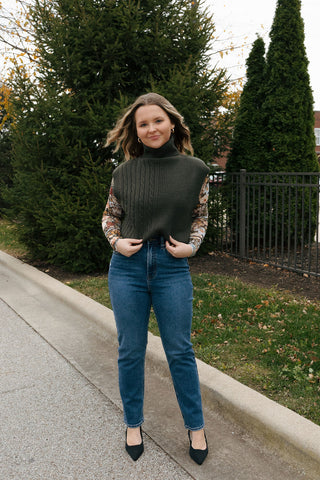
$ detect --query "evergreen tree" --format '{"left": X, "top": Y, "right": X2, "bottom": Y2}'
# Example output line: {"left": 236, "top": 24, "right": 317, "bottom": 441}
{"left": 0, "top": 126, "right": 12, "bottom": 212}
{"left": 225, "top": 0, "right": 319, "bottom": 249}
{"left": 224, "top": 38, "right": 266, "bottom": 247}
{"left": 0, "top": 85, "right": 13, "bottom": 212}
{"left": 226, "top": 36, "right": 266, "bottom": 173}
{"left": 263, "top": 0, "right": 319, "bottom": 245}
{"left": 5, "top": 0, "right": 230, "bottom": 272}
{"left": 263, "top": 0, "right": 318, "bottom": 172}
{"left": 31, "top": 0, "right": 229, "bottom": 161}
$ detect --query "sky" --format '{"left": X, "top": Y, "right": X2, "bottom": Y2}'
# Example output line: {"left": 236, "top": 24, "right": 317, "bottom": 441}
{"left": 1, "top": 0, "right": 319, "bottom": 110}
{"left": 208, "top": 0, "right": 320, "bottom": 110}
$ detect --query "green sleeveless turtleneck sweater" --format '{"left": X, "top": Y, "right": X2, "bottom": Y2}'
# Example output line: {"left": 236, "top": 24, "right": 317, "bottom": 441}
{"left": 112, "top": 137, "right": 209, "bottom": 243}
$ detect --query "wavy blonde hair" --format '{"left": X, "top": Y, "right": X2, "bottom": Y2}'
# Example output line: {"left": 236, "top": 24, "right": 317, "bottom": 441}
{"left": 105, "top": 93, "right": 193, "bottom": 160}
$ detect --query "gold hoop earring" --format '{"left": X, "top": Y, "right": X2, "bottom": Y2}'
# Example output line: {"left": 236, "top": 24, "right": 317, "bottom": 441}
{"left": 137, "top": 137, "right": 141, "bottom": 143}
{"left": 171, "top": 128, "right": 175, "bottom": 134}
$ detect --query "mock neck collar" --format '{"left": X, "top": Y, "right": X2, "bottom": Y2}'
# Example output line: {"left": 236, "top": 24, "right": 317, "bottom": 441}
{"left": 141, "top": 136, "right": 180, "bottom": 159}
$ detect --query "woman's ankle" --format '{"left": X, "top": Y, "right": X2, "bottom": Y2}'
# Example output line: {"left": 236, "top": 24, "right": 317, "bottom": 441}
{"left": 126, "top": 426, "right": 142, "bottom": 446}
{"left": 190, "top": 429, "right": 207, "bottom": 450}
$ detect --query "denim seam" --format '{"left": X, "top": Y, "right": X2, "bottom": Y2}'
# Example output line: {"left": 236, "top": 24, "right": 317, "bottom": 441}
{"left": 185, "top": 423, "right": 205, "bottom": 431}
{"left": 125, "top": 419, "right": 144, "bottom": 428}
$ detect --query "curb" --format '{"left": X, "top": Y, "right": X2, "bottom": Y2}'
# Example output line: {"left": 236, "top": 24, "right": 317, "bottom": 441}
{"left": 1, "top": 250, "right": 320, "bottom": 479}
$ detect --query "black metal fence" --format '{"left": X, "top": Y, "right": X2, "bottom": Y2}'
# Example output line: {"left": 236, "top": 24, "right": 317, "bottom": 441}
{"left": 209, "top": 170, "right": 320, "bottom": 277}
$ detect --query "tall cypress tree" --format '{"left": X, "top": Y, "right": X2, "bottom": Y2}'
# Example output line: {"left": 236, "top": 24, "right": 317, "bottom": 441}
{"left": 263, "top": 0, "right": 318, "bottom": 172}
{"left": 226, "top": 36, "right": 266, "bottom": 173}
{"left": 5, "top": 0, "right": 230, "bottom": 272}
{"left": 262, "top": 0, "right": 319, "bottom": 246}
{"left": 225, "top": 0, "right": 319, "bottom": 249}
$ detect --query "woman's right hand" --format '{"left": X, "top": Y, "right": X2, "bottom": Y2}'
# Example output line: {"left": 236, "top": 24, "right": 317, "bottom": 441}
{"left": 115, "top": 238, "right": 143, "bottom": 257}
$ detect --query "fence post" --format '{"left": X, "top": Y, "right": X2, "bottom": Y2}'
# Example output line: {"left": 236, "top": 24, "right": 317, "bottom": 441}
{"left": 239, "top": 169, "right": 246, "bottom": 257}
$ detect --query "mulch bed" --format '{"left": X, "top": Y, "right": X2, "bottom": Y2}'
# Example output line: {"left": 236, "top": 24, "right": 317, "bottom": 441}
{"left": 189, "top": 252, "right": 320, "bottom": 302}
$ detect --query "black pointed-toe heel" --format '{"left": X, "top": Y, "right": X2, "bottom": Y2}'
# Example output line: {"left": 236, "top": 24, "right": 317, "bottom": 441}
{"left": 125, "top": 426, "right": 144, "bottom": 461}
{"left": 188, "top": 430, "right": 208, "bottom": 465}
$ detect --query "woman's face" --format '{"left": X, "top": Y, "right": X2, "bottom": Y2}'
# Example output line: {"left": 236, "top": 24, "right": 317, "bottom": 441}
{"left": 135, "top": 104, "right": 175, "bottom": 149}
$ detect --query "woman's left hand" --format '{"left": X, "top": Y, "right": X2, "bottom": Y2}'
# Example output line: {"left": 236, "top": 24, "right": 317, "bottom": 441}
{"left": 165, "top": 236, "right": 193, "bottom": 258}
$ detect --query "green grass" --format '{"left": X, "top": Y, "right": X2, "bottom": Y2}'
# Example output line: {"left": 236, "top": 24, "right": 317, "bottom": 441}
{"left": 0, "top": 218, "right": 28, "bottom": 257}
{"left": 1, "top": 218, "right": 319, "bottom": 425}
{"left": 190, "top": 274, "right": 320, "bottom": 423}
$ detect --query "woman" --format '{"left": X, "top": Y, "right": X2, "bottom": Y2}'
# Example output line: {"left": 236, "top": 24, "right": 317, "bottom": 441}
{"left": 102, "top": 93, "right": 209, "bottom": 464}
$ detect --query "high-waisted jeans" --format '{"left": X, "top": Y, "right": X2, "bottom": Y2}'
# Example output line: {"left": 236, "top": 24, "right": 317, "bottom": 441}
{"left": 108, "top": 236, "right": 204, "bottom": 431}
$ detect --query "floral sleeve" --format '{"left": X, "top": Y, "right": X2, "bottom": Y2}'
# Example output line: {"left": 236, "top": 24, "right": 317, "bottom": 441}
{"left": 102, "top": 180, "right": 123, "bottom": 249}
{"left": 189, "top": 175, "right": 209, "bottom": 255}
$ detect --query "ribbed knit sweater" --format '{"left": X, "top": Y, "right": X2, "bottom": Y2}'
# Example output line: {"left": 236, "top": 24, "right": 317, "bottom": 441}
{"left": 112, "top": 137, "right": 209, "bottom": 243}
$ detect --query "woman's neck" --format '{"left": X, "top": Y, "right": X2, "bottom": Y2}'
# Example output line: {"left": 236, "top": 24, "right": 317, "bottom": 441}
{"left": 141, "top": 136, "right": 180, "bottom": 159}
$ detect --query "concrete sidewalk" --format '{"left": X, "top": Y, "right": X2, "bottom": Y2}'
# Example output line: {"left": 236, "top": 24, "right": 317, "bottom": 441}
{"left": 1, "top": 250, "right": 320, "bottom": 479}
{"left": 0, "top": 299, "right": 194, "bottom": 480}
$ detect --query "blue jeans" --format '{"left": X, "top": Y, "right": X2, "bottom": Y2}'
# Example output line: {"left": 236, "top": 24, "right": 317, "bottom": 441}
{"left": 108, "top": 236, "right": 204, "bottom": 431}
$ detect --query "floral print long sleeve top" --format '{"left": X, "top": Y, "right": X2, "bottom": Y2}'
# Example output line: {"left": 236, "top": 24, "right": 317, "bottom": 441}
{"left": 102, "top": 175, "right": 209, "bottom": 255}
